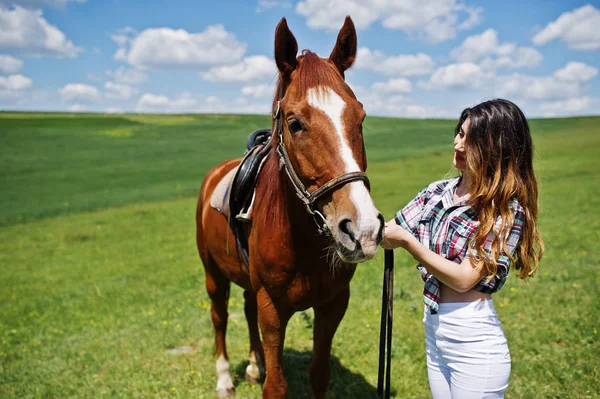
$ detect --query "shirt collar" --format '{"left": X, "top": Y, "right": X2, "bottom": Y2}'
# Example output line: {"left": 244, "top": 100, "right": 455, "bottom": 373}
{"left": 441, "top": 176, "right": 462, "bottom": 208}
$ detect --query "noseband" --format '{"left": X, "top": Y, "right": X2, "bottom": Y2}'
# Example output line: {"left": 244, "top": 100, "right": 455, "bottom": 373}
{"left": 272, "top": 92, "right": 371, "bottom": 235}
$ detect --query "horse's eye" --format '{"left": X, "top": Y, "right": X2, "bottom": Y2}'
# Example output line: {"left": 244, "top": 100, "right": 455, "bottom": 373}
{"left": 288, "top": 119, "right": 304, "bottom": 134}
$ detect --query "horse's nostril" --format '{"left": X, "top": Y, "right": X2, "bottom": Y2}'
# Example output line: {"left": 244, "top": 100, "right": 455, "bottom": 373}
{"left": 339, "top": 219, "right": 356, "bottom": 242}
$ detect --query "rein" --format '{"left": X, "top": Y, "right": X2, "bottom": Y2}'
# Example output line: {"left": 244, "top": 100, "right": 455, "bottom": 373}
{"left": 272, "top": 90, "right": 370, "bottom": 234}
{"left": 377, "top": 249, "right": 394, "bottom": 399}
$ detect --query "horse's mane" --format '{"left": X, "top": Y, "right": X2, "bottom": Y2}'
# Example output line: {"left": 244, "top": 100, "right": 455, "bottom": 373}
{"left": 257, "top": 50, "right": 345, "bottom": 230}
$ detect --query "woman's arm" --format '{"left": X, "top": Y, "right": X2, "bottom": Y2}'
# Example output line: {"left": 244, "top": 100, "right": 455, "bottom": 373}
{"left": 383, "top": 221, "right": 487, "bottom": 293}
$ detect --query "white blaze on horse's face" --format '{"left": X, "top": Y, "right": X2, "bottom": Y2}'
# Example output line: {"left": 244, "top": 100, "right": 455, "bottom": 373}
{"left": 307, "top": 86, "right": 383, "bottom": 262}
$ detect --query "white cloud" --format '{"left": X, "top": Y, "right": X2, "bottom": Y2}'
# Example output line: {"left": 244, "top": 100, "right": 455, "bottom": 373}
{"left": 104, "top": 81, "right": 136, "bottom": 100}
{"left": 451, "top": 29, "right": 542, "bottom": 69}
{"left": 0, "top": 54, "right": 22, "bottom": 73}
{"left": 0, "top": 73, "right": 31, "bottom": 105}
{"left": 419, "top": 62, "right": 493, "bottom": 90}
{"left": 58, "top": 83, "right": 99, "bottom": 103}
{"left": 136, "top": 91, "right": 271, "bottom": 114}
{"left": 493, "top": 61, "right": 598, "bottom": 102}
{"left": 539, "top": 97, "right": 597, "bottom": 117}
{"left": 0, "top": 73, "right": 31, "bottom": 90}
{"left": 488, "top": 47, "right": 542, "bottom": 69}
{"left": 351, "top": 84, "right": 451, "bottom": 118}
{"left": 87, "top": 72, "right": 100, "bottom": 82}
{"left": 0, "top": 1, "right": 87, "bottom": 7}
{"left": 68, "top": 103, "right": 87, "bottom": 112}
{"left": 497, "top": 73, "right": 581, "bottom": 101}
{"left": 106, "top": 67, "right": 147, "bottom": 85}
{"left": 296, "top": 0, "right": 482, "bottom": 43}
{"left": 405, "top": 105, "right": 427, "bottom": 118}
{"left": 137, "top": 93, "right": 169, "bottom": 108}
{"left": 111, "top": 26, "right": 134, "bottom": 48}
{"left": 256, "top": 0, "right": 292, "bottom": 12}
{"left": 371, "top": 78, "right": 412, "bottom": 93}
{"left": 0, "top": 6, "right": 82, "bottom": 57}
{"left": 241, "top": 83, "right": 273, "bottom": 98}
{"left": 553, "top": 61, "right": 597, "bottom": 82}
{"left": 202, "top": 55, "right": 276, "bottom": 82}
{"left": 105, "top": 107, "right": 123, "bottom": 114}
{"left": 355, "top": 47, "right": 435, "bottom": 77}
{"left": 30, "top": 89, "right": 47, "bottom": 101}
{"left": 418, "top": 61, "right": 595, "bottom": 102}
{"left": 113, "top": 24, "right": 246, "bottom": 70}
{"left": 533, "top": 5, "right": 600, "bottom": 51}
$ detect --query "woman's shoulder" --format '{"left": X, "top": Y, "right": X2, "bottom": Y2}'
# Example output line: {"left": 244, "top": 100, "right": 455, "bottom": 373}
{"left": 424, "top": 177, "right": 460, "bottom": 196}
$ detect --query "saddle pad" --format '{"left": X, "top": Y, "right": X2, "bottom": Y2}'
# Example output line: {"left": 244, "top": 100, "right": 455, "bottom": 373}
{"left": 209, "top": 167, "right": 238, "bottom": 218}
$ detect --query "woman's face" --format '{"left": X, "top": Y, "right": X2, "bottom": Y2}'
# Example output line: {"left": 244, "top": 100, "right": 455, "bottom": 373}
{"left": 453, "top": 117, "right": 469, "bottom": 172}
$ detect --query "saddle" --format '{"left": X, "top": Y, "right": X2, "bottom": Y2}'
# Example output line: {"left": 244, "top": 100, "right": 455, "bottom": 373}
{"left": 230, "top": 128, "right": 272, "bottom": 221}
{"left": 209, "top": 128, "right": 272, "bottom": 265}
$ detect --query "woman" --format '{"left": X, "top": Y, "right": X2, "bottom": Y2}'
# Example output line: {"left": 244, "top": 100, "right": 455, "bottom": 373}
{"left": 382, "top": 99, "right": 544, "bottom": 398}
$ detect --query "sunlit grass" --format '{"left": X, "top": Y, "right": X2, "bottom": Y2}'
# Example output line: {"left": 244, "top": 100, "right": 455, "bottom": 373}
{"left": 1, "top": 113, "right": 598, "bottom": 398}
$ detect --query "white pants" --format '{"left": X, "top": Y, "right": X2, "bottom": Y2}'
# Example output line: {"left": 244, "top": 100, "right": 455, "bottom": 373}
{"left": 424, "top": 299, "right": 511, "bottom": 399}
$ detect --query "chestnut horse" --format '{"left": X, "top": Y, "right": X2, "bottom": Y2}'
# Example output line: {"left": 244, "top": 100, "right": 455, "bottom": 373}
{"left": 196, "top": 17, "right": 383, "bottom": 398}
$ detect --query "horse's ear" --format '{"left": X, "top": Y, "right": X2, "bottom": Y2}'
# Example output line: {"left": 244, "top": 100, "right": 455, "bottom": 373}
{"left": 329, "top": 16, "right": 357, "bottom": 76}
{"left": 274, "top": 18, "right": 298, "bottom": 76}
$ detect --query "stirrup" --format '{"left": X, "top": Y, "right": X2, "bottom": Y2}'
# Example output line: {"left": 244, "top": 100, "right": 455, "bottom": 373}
{"left": 235, "top": 212, "right": 252, "bottom": 222}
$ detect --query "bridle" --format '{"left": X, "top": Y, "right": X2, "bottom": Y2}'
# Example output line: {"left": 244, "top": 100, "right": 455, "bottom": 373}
{"left": 272, "top": 88, "right": 371, "bottom": 235}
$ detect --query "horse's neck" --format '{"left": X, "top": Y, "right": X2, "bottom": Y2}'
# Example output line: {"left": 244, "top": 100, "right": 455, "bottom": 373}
{"left": 255, "top": 153, "right": 323, "bottom": 250}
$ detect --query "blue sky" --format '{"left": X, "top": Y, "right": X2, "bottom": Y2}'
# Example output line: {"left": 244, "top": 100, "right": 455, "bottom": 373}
{"left": 0, "top": 0, "right": 599, "bottom": 118}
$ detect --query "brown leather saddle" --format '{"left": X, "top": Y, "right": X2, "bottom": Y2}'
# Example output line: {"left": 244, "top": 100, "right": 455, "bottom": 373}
{"left": 210, "top": 128, "right": 272, "bottom": 265}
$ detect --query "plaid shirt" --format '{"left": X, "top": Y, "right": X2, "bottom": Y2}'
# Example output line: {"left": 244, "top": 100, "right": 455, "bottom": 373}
{"left": 395, "top": 177, "right": 525, "bottom": 314}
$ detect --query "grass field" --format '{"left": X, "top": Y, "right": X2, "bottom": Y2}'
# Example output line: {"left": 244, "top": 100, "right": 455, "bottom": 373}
{"left": 1, "top": 112, "right": 599, "bottom": 398}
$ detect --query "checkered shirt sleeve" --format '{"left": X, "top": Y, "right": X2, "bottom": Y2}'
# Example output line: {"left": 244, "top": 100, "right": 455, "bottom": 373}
{"left": 394, "top": 186, "right": 428, "bottom": 237}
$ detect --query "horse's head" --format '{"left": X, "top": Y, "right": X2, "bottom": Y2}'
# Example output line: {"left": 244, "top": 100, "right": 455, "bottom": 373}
{"left": 273, "top": 16, "right": 384, "bottom": 263}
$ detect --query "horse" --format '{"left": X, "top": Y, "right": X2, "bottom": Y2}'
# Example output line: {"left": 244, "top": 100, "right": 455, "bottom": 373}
{"left": 196, "top": 16, "right": 384, "bottom": 398}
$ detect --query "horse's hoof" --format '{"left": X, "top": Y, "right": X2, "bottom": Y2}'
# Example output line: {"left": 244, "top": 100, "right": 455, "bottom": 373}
{"left": 216, "top": 387, "right": 235, "bottom": 398}
{"left": 245, "top": 363, "right": 262, "bottom": 384}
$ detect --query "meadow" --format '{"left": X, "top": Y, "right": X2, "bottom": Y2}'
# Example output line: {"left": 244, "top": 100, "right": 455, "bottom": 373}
{"left": 0, "top": 112, "right": 598, "bottom": 398}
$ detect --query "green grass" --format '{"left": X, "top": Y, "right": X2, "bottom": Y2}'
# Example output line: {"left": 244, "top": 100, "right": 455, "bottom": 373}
{"left": 1, "top": 113, "right": 599, "bottom": 398}
{"left": 0, "top": 112, "right": 271, "bottom": 226}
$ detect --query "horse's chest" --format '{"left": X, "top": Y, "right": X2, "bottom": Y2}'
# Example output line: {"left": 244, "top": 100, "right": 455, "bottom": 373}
{"left": 285, "top": 269, "right": 354, "bottom": 310}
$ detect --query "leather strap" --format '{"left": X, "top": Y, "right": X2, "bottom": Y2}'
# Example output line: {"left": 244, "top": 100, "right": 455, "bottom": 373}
{"left": 377, "top": 249, "right": 394, "bottom": 399}
{"left": 273, "top": 86, "right": 371, "bottom": 232}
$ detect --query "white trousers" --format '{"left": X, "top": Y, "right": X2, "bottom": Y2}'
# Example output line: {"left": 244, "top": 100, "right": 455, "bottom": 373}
{"left": 424, "top": 299, "right": 511, "bottom": 399}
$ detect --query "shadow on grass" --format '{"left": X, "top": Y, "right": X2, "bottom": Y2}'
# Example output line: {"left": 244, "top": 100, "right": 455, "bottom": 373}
{"left": 234, "top": 348, "right": 386, "bottom": 398}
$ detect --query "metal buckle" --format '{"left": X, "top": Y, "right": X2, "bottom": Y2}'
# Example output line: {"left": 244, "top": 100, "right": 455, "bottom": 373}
{"left": 311, "top": 209, "right": 329, "bottom": 235}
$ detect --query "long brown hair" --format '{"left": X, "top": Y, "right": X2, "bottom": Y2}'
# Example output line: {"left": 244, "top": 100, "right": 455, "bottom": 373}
{"left": 459, "top": 99, "right": 544, "bottom": 279}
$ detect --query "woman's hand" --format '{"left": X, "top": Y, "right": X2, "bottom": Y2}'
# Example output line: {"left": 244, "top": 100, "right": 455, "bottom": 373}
{"left": 381, "top": 221, "right": 414, "bottom": 250}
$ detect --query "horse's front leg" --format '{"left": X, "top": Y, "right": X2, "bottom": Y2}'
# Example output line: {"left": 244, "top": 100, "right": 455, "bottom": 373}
{"left": 310, "top": 287, "right": 350, "bottom": 399}
{"left": 257, "top": 287, "right": 292, "bottom": 399}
